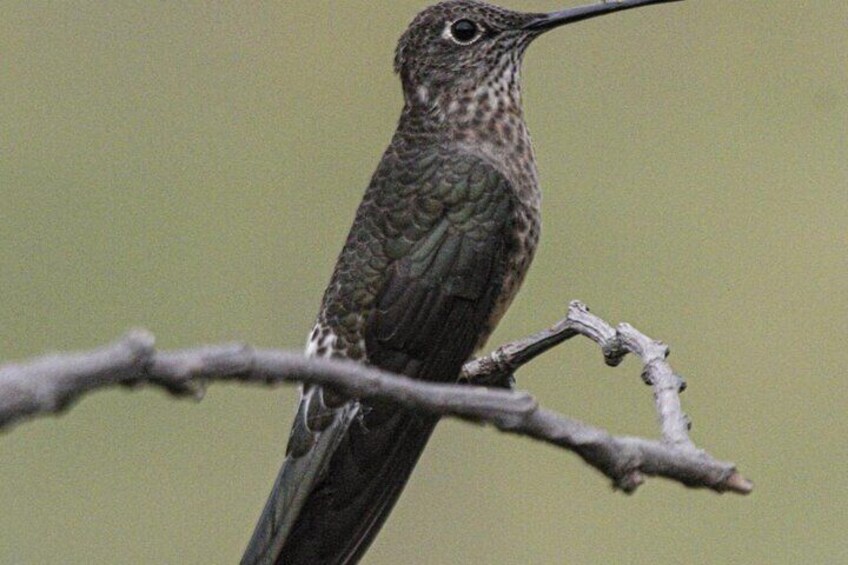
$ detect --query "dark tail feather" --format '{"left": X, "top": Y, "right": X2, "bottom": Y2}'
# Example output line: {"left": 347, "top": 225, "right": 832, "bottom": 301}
{"left": 278, "top": 405, "right": 438, "bottom": 564}
{"left": 241, "top": 399, "right": 360, "bottom": 565}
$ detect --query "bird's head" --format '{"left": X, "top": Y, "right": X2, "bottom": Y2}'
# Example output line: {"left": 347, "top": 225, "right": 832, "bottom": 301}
{"left": 394, "top": 0, "right": 682, "bottom": 116}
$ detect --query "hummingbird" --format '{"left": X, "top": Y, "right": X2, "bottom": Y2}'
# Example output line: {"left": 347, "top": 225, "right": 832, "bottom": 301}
{"left": 243, "top": 1, "right": 682, "bottom": 563}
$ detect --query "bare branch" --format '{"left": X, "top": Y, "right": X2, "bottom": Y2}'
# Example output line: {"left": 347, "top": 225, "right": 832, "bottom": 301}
{"left": 0, "top": 302, "right": 752, "bottom": 495}
{"left": 463, "top": 301, "right": 692, "bottom": 446}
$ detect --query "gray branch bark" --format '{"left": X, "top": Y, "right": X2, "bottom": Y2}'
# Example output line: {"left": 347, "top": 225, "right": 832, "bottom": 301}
{"left": 0, "top": 301, "right": 752, "bottom": 495}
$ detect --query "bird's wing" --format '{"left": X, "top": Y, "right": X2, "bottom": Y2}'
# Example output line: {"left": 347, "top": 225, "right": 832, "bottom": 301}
{"left": 242, "top": 150, "right": 516, "bottom": 564}
{"left": 365, "top": 157, "right": 516, "bottom": 377}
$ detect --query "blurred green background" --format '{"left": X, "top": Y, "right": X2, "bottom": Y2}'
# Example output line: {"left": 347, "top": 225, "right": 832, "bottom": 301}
{"left": 1, "top": 1, "right": 846, "bottom": 563}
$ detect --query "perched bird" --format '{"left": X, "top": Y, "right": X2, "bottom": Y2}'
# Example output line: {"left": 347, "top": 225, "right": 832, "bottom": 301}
{"left": 243, "top": 1, "right": 682, "bottom": 563}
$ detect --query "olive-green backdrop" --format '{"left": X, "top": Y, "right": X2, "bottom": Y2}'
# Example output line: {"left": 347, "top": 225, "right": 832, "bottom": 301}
{"left": 1, "top": 1, "right": 845, "bottom": 563}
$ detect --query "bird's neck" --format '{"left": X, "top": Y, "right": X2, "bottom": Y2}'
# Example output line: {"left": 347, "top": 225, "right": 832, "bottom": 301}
{"left": 395, "top": 77, "right": 539, "bottom": 211}
{"left": 400, "top": 62, "right": 525, "bottom": 130}
{"left": 400, "top": 68, "right": 533, "bottom": 161}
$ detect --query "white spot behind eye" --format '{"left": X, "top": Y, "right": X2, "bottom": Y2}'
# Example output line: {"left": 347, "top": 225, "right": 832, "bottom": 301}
{"left": 441, "top": 23, "right": 455, "bottom": 42}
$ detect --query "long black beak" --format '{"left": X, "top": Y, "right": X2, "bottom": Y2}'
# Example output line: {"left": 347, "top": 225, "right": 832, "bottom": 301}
{"left": 523, "top": 0, "right": 684, "bottom": 32}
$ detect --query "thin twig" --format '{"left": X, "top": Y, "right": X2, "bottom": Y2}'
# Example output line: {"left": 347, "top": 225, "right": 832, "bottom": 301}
{"left": 0, "top": 302, "right": 752, "bottom": 495}
{"left": 463, "top": 301, "right": 691, "bottom": 446}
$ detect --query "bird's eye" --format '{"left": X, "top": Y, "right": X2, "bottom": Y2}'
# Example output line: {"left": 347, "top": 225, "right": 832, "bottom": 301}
{"left": 449, "top": 19, "right": 480, "bottom": 45}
